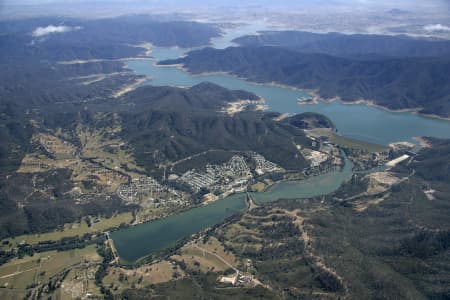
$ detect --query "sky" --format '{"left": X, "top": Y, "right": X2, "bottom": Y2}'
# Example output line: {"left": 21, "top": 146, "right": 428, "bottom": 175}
{"left": 1, "top": 0, "right": 449, "bottom": 20}
{"left": 1, "top": 0, "right": 448, "bottom": 8}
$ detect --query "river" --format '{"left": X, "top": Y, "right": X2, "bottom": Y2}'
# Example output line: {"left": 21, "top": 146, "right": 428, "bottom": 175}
{"left": 112, "top": 156, "right": 353, "bottom": 262}
{"left": 111, "top": 22, "right": 450, "bottom": 262}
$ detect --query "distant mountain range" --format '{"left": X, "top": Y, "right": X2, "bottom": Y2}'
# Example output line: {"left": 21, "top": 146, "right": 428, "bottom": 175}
{"left": 0, "top": 16, "right": 220, "bottom": 63}
{"left": 233, "top": 31, "right": 450, "bottom": 59}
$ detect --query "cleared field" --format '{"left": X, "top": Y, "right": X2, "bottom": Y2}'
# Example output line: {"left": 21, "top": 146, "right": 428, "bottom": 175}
{"left": 78, "top": 116, "right": 144, "bottom": 174}
{"left": 330, "top": 134, "right": 388, "bottom": 152}
{"left": 104, "top": 261, "right": 182, "bottom": 294}
{"left": 172, "top": 237, "right": 237, "bottom": 273}
{"left": 306, "top": 128, "right": 387, "bottom": 152}
{"left": 17, "top": 132, "right": 78, "bottom": 173}
{"left": 180, "top": 247, "right": 229, "bottom": 272}
{"left": 17, "top": 131, "right": 130, "bottom": 194}
{"left": 0, "top": 245, "right": 100, "bottom": 292}
{"left": 250, "top": 182, "right": 266, "bottom": 192}
{"left": 199, "top": 237, "right": 236, "bottom": 266}
{"left": 18, "top": 118, "right": 144, "bottom": 195}
{"left": 4, "top": 212, "right": 133, "bottom": 249}
{"left": 0, "top": 289, "right": 28, "bottom": 300}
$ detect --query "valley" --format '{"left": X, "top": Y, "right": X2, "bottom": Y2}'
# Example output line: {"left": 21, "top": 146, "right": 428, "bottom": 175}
{"left": 0, "top": 13, "right": 449, "bottom": 300}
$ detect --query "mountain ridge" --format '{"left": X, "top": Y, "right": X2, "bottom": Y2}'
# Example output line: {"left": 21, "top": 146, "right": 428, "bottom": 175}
{"left": 160, "top": 46, "right": 450, "bottom": 118}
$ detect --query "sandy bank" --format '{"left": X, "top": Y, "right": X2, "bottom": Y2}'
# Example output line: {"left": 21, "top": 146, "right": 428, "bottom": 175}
{"left": 220, "top": 98, "right": 266, "bottom": 115}
{"left": 112, "top": 77, "right": 149, "bottom": 98}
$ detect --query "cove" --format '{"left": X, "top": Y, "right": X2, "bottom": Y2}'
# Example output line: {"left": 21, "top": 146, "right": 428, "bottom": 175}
{"left": 127, "top": 57, "right": 450, "bottom": 146}
{"left": 126, "top": 22, "right": 450, "bottom": 146}
{"left": 111, "top": 23, "right": 450, "bottom": 262}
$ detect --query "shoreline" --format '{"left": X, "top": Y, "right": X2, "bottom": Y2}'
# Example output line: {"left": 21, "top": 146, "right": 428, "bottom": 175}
{"left": 131, "top": 42, "right": 153, "bottom": 57}
{"left": 325, "top": 98, "right": 450, "bottom": 122}
{"left": 58, "top": 57, "right": 153, "bottom": 65}
{"left": 153, "top": 62, "right": 450, "bottom": 122}
{"left": 413, "top": 136, "right": 432, "bottom": 148}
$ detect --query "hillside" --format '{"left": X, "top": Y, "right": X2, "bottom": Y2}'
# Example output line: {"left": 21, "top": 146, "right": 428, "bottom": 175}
{"left": 1, "top": 16, "right": 220, "bottom": 62}
{"left": 0, "top": 16, "right": 218, "bottom": 174}
{"left": 0, "top": 72, "right": 320, "bottom": 239}
{"left": 114, "top": 136, "right": 450, "bottom": 299}
{"left": 0, "top": 16, "right": 326, "bottom": 241}
{"left": 160, "top": 46, "right": 450, "bottom": 117}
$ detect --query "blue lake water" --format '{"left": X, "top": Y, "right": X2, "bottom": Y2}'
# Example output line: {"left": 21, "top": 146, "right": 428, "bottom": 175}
{"left": 127, "top": 22, "right": 450, "bottom": 146}
{"left": 112, "top": 23, "right": 450, "bottom": 262}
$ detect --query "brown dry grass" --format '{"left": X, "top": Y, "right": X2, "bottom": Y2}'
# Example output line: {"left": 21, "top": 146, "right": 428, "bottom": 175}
{"left": 172, "top": 237, "right": 237, "bottom": 273}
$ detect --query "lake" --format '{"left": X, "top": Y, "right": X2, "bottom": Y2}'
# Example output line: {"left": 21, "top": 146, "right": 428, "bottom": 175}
{"left": 111, "top": 22, "right": 450, "bottom": 262}
{"left": 127, "top": 22, "right": 450, "bottom": 146}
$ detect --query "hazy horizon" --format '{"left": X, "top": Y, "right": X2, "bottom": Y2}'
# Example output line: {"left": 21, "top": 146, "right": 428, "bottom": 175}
{"left": 1, "top": 0, "right": 449, "bottom": 18}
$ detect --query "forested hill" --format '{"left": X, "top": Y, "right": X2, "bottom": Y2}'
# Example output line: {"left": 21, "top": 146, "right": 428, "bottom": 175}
{"left": 0, "top": 16, "right": 220, "bottom": 63}
{"left": 160, "top": 46, "right": 450, "bottom": 118}
{"left": 0, "top": 16, "right": 327, "bottom": 239}
{"left": 0, "top": 66, "right": 319, "bottom": 239}
{"left": 215, "top": 138, "right": 450, "bottom": 299}
{"left": 233, "top": 30, "right": 450, "bottom": 59}
{"left": 0, "top": 16, "right": 220, "bottom": 174}
{"left": 118, "top": 82, "right": 259, "bottom": 113}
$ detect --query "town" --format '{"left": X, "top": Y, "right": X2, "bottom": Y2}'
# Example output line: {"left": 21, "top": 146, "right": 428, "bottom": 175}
{"left": 173, "top": 153, "right": 284, "bottom": 199}
{"left": 117, "top": 176, "right": 187, "bottom": 207}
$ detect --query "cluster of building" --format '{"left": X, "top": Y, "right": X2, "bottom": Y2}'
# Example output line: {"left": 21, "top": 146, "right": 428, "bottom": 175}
{"left": 177, "top": 155, "right": 252, "bottom": 194}
{"left": 117, "top": 176, "right": 185, "bottom": 206}
{"left": 218, "top": 270, "right": 260, "bottom": 287}
{"left": 305, "top": 150, "right": 329, "bottom": 167}
{"left": 175, "top": 154, "right": 283, "bottom": 195}
{"left": 302, "top": 140, "right": 342, "bottom": 168}
{"left": 251, "top": 152, "right": 284, "bottom": 175}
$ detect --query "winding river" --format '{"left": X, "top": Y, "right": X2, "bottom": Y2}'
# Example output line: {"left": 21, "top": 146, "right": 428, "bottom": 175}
{"left": 111, "top": 22, "right": 450, "bottom": 262}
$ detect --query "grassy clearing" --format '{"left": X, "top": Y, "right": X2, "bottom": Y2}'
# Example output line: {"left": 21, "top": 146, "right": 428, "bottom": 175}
{"left": 304, "top": 128, "right": 334, "bottom": 138}
{"left": 17, "top": 132, "right": 78, "bottom": 173}
{"left": 179, "top": 247, "right": 229, "bottom": 272}
{"left": 330, "top": 134, "right": 388, "bottom": 152}
{"left": 200, "top": 237, "right": 236, "bottom": 266}
{"left": 19, "top": 118, "right": 144, "bottom": 194}
{"left": 78, "top": 115, "right": 144, "bottom": 175}
{"left": 0, "top": 289, "right": 28, "bottom": 300}
{"left": 16, "top": 130, "right": 130, "bottom": 194}
{"left": 104, "top": 261, "right": 181, "bottom": 294}
{"left": 0, "top": 245, "right": 100, "bottom": 291}
{"left": 172, "top": 237, "right": 237, "bottom": 273}
{"left": 305, "top": 128, "right": 387, "bottom": 152}
{"left": 249, "top": 182, "right": 266, "bottom": 192}
{"left": 4, "top": 212, "right": 133, "bottom": 249}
